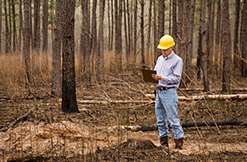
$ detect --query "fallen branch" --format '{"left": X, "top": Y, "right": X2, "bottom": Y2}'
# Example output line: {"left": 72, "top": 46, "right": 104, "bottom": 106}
{"left": 178, "top": 88, "right": 247, "bottom": 92}
{"left": 0, "top": 107, "right": 37, "bottom": 132}
{"left": 121, "top": 119, "right": 246, "bottom": 132}
{"left": 146, "top": 93, "right": 247, "bottom": 101}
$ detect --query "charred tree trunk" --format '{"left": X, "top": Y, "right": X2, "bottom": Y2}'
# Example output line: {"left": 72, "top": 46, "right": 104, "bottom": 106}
{"left": 153, "top": 0, "right": 157, "bottom": 64}
{"left": 172, "top": 0, "right": 177, "bottom": 53}
{"left": 0, "top": 0, "right": 2, "bottom": 54}
{"left": 187, "top": 0, "right": 195, "bottom": 83}
{"left": 61, "top": 0, "right": 79, "bottom": 113}
{"left": 51, "top": 0, "right": 62, "bottom": 97}
{"left": 133, "top": 0, "right": 137, "bottom": 63}
{"left": 50, "top": 0, "right": 54, "bottom": 42}
{"left": 221, "top": 0, "right": 232, "bottom": 92}
{"left": 8, "top": 0, "right": 12, "bottom": 52}
{"left": 233, "top": 0, "right": 240, "bottom": 70}
{"left": 96, "top": 0, "right": 105, "bottom": 82}
{"left": 146, "top": 0, "right": 152, "bottom": 65}
{"left": 90, "top": 0, "right": 97, "bottom": 74}
{"left": 4, "top": 0, "right": 9, "bottom": 53}
{"left": 115, "top": 0, "right": 123, "bottom": 72}
{"left": 33, "top": 0, "right": 40, "bottom": 53}
{"left": 177, "top": 0, "right": 183, "bottom": 55}
{"left": 81, "top": 0, "right": 91, "bottom": 87}
{"left": 241, "top": 0, "right": 247, "bottom": 77}
{"left": 215, "top": 0, "right": 221, "bottom": 73}
{"left": 123, "top": 0, "right": 128, "bottom": 61}
{"left": 140, "top": 0, "right": 145, "bottom": 65}
{"left": 11, "top": 0, "right": 16, "bottom": 52}
{"left": 42, "top": 0, "right": 48, "bottom": 52}
{"left": 23, "top": 0, "right": 33, "bottom": 86}
{"left": 207, "top": 0, "right": 213, "bottom": 76}
{"left": 157, "top": 0, "right": 164, "bottom": 57}
{"left": 198, "top": 0, "right": 209, "bottom": 91}
{"left": 18, "top": 0, "right": 23, "bottom": 51}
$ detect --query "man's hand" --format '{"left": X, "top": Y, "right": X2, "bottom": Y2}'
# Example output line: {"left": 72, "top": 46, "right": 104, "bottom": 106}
{"left": 152, "top": 74, "right": 163, "bottom": 80}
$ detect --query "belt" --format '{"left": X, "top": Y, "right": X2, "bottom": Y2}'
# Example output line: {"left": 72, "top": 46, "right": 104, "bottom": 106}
{"left": 157, "top": 87, "right": 175, "bottom": 91}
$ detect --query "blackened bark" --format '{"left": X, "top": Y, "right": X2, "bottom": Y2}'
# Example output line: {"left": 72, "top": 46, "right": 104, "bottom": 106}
{"left": 12, "top": 0, "right": 16, "bottom": 51}
{"left": 4, "top": 0, "right": 9, "bottom": 53}
{"left": 140, "top": 0, "right": 145, "bottom": 65}
{"left": 0, "top": 0, "right": 2, "bottom": 54}
{"left": 172, "top": 0, "right": 177, "bottom": 52}
{"left": 42, "top": 0, "right": 48, "bottom": 52}
{"left": 233, "top": 0, "right": 240, "bottom": 70}
{"left": 23, "top": 0, "right": 33, "bottom": 86}
{"left": 96, "top": 0, "right": 105, "bottom": 82}
{"left": 51, "top": 0, "right": 62, "bottom": 97}
{"left": 81, "top": 0, "right": 91, "bottom": 87}
{"left": 33, "top": 0, "right": 40, "bottom": 53}
{"left": 215, "top": 0, "right": 221, "bottom": 73}
{"left": 133, "top": 0, "right": 137, "bottom": 63}
{"left": 19, "top": 0, "right": 23, "bottom": 51}
{"left": 198, "top": 0, "right": 209, "bottom": 91}
{"left": 157, "top": 0, "right": 164, "bottom": 57}
{"left": 146, "top": 0, "right": 152, "bottom": 64}
{"left": 241, "top": 0, "right": 247, "bottom": 77}
{"left": 61, "top": 0, "right": 79, "bottom": 113}
{"left": 221, "top": 0, "right": 231, "bottom": 92}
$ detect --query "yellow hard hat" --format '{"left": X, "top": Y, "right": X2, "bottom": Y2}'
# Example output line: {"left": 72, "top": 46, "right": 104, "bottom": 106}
{"left": 157, "top": 35, "right": 175, "bottom": 50}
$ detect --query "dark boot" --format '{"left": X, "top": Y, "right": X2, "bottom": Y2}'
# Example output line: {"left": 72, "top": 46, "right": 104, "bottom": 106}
{"left": 174, "top": 138, "right": 183, "bottom": 149}
{"left": 160, "top": 136, "right": 168, "bottom": 147}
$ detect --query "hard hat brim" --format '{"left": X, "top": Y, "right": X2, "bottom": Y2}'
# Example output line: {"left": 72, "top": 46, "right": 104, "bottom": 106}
{"left": 157, "top": 45, "right": 169, "bottom": 50}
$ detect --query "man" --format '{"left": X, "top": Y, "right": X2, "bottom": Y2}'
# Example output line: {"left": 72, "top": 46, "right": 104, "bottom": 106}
{"left": 152, "top": 35, "right": 184, "bottom": 150}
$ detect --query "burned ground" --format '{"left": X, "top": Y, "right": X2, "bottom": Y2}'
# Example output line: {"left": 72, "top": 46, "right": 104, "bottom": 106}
{"left": 0, "top": 73, "right": 246, "bottom": 162}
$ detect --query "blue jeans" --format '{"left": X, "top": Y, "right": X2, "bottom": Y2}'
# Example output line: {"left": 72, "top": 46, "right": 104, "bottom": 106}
{"left": 155, "top": 88, "right": 184, "bottom": 139}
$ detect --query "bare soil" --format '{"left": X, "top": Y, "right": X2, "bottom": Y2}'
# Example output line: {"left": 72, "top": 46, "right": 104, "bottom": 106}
{"left": 0, "top": 73, "right": 247, "bottom": 162}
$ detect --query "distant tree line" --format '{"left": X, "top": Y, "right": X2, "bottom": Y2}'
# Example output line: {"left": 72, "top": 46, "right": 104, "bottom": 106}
{"left": 0, "top": 0, "right": 246, "bottom": 112}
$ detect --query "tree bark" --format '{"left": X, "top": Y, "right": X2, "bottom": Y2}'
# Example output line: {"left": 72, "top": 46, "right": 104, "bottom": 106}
{"left": 50, "top": 0, "right": 54, "bottom": 42}
{"left": 61, "top": 0, "right": 79, "bottom": 113}
{"left": 33, "top": 0, "right": 40, "bottom": 53}
{"left": 146, "top": 0, "right": 152, "bottom": 65}
{"left": 0, "top": 0, "right": 2, "bottom": 54}
{"left": 11, "top": 0, "right": 16, "bottom": 52}
{"left": 186, "top": 0, "right": 195, "bottom": 83}
{"left": 157, "top": 0, "right": 164, "bottom": 57}
{"left": 51, "top": 0, "right": 62, "bottom": 97}
{"left": 215, "top": 0, "right": 221, "bottom": 73}
{"left": 241, "top": 0, "right": 247, "bottom": 77}
{"left": 207, "top": 0, "right": 213, "bottom": 76}
{"left": 133, "top": 0, "right": 137, "bottom": 63}
{"left": 140, "top": 0, "right": 145, "bottom": 65}
{"left": 23, "top": 0, "right": 33, "bottom": 86}
{"left": 90, "top": 0, "right": 97, "bottom": 75}
{"left": 153, "top": 0, "right": 157, "bottom": 64}
{"left": 80, "top": 0, "right": 91, "bottom": 87}
{"left": 4, "top": 0, "right": 9, "bottom": 53}
{"left": 18, "top": 0, "right": 23, "bottom": 52}
{"left": 172, "top": 0, "right": 177, "bottom": 53}
{"left": 8, "top": 0, "right": 12, "bottom": 52}
{"left": 42, "top": 0, "right": 48, "bottom": 52}
{"left": 123, "top": 0, "right": 128, "bottom": 61}
{"left": 177, "top": 0, "right": 183, "bottom": 55}
{"left": 115, "top": 0, "right": 123, "bottom": 72}
{"left": 198, "top": 0, "right": 209, "bottom": 91}
{"left": 96, "top": 0, "right": 105, "bottom": 82}
{"left": 221, "top": 0, "right": 232, "bottom": 92}
{"left": 233, "top": 0, "right": 240, "bottom": 70}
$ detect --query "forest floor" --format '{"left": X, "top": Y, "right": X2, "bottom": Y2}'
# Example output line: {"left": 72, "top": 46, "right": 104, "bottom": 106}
{"left": 0, "top": 72, "right": 247, "bottom": 162}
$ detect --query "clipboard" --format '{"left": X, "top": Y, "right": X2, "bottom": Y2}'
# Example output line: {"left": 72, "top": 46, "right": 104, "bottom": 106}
{"left": 141, "top": 68, "right": 158, "bottom": 83}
